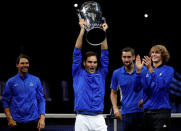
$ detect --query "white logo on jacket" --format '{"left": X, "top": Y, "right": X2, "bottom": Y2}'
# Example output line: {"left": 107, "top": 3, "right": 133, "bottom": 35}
{"left": 14, "top": 84, "right": 18, "bottom": 87}
{"left": 29, "top": 82, "right": 34, "bottom": 86}
{"left": 146, "top": 73, "right": 149, "bottom": 77}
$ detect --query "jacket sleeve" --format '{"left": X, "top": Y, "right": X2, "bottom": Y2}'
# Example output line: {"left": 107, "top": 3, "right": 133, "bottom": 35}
{"left": 100, "top": 49, "right": 109, "bottom": 76}
{"left": 2, "top": 80, "right": 12, "bottom": 108}
{"left": 36, "top": 78, "right": 46, "bottom": 115}
{"left": 146, "top": 66, "right": 174, "bottom": 90}
{"left": 134, "top": 66, "right": 147, "bottom": 92}
{"left": 134, "top": 73, "right": 143, "bottom": 92}
{"left": 110, "top": 71, "right": 118, "bottom": 90}
{"left": 72, "top": 47, "right": 82, "bottom": 76}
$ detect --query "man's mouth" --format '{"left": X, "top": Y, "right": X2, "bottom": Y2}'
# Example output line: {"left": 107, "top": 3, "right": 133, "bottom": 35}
{"left": 152, "top": 57, "right": 158, "bottom": 60}
{"left": 90, "top": 67, "right": 95, "bottom": 72}
{"left": 125, "top": 62, "right": 130, "bottom": 65}
{"left": 22, "top": 67, "right": 28, "bottom": 71}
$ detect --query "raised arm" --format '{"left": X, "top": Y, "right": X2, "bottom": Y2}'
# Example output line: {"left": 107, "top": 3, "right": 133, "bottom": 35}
{"left": 134, "top": 55, "right": 146, "bottom": 92}
{"left": 136, "top": 55, "right": 144, "bottom": 73}
{"left": 101, "top": 23, "right": 108, "bottom": 50}
{"left": 75, "top": 19, "right": 88, "bottom": 49}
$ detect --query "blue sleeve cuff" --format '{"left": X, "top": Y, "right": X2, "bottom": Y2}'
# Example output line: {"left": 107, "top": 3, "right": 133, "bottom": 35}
{"left": 74, "top": 48, "right": 81, "bottom": 55}
{"left": 101, "top": 49, "right": 109, "bottom": 56}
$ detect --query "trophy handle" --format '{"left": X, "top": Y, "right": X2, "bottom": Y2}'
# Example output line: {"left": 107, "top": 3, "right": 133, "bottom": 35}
{"left": 76, "top": 9, "right": 82, "bottom": 19}
{"left": 76, "top": 9, "right": 90, "bottom": 31}
{"left": 102, "top": 17, "right": 106, "bottom": 23}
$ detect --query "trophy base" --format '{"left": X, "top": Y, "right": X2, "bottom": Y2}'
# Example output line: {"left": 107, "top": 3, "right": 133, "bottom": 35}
{"left": 86, "top": 28, "right": 106, "bottom": 46}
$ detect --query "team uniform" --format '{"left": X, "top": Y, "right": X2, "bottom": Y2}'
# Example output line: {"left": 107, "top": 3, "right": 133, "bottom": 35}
{"left": 134, "top": 65, "right": 174, "bottom": 131}
{"left": 72, "top": 47, "right": 109, "bottom": 131}
{"left": 110, "top": 64, "right": 144, "bottom": 131}
{"left": 2, "top": 73, "right": 45, "bottom": 130}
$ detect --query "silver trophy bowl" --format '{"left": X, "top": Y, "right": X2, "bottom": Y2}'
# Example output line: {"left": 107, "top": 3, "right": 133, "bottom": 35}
{"left": 76, "top": 1, "right": 106, "bottom": 46}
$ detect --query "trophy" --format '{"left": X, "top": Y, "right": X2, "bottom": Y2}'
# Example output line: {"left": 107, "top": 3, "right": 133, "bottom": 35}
{"left": 75, "top": 1, "right": 106, "bottom": 46}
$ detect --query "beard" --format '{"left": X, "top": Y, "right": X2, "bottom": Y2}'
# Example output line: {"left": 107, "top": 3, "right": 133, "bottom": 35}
{"left": 124, "top": 62, "right": 133, "bottom": 69}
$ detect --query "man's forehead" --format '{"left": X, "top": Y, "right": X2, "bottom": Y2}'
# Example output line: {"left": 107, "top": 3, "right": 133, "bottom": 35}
{"left": 151, "top": 49, "right": 160, "bottom": 53}
{"left": 19, "top": 58, "right": 29, "bottom": 62}
{"left": 122, "top": 52, "right": 133, "bottom": 56}
{"left": 86, "top": 56, "right": 97, "bottom": 61}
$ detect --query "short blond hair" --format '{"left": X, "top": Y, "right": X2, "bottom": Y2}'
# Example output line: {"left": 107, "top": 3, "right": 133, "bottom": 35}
{"left": 149, "top": 45, "right": 170, "bottom": 63}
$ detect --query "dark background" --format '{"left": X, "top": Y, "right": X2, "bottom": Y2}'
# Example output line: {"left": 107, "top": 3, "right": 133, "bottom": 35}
{"left": 1, "top": 0, "right": 181, "bottom": 113}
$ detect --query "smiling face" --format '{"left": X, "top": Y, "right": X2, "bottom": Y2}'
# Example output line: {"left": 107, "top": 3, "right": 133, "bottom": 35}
{"left": 150, "top": 50, "right": 162, "bottom": 64}
{"left": 16, "top": 58, "right": 29, "bottom": 76}
{"left": 83, "top": 56, "right": 98, "bottom": 74}
{"left": 149, "top": 45, "right": 170, "bottom": 66}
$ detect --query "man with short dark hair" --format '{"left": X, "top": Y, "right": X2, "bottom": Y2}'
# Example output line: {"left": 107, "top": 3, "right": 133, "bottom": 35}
{"left": 72, "top": 19, "right": 109, "bottom": 131}
{"left": 110, "top": 47, "right": 144, "bottom": 131}
{"left": 2, "top": 54, "right": 45, "bottom": 131}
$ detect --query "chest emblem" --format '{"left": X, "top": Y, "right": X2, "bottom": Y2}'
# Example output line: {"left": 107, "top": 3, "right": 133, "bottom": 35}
{"left": 29, "top": 82, "right": 34, "bottom": 86}
{"left": 146, "top": 73, "right": 149, "bottom": 77}
{"left": 14, "top": 83, "right": 18, "bottom": 87}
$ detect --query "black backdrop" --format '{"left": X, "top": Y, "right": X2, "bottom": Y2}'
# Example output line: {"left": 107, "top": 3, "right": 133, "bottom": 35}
{"left": 1, "top": 0, "right": 181, "bottom": 113}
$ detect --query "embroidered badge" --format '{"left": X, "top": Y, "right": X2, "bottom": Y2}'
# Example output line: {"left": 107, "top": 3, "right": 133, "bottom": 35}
{"left": 29, "top": 82, "right": 34, "bottom": 86}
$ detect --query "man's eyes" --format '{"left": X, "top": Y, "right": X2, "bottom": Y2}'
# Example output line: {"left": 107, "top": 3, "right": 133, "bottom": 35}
{"left": 20, "top": 62, "right": 29, "bottom": 64}
{"left": 123, "top": 56, "right": 131, "bottom": 58}
{"left": 88, "top": 61, "right": 97, "bottom": 63}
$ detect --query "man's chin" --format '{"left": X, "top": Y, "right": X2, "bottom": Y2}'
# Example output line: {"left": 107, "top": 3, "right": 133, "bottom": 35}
{"left": 89, "top": 70, "right": 95, "bottom": 74}
{"left": 152, "top": 60, "right": 159, "bottom": 62}
{"left": 22, "top": 71, "right": 28, "bottom": 74}
{"left": 125, "top": 63, "right": 131, "bottom": 67}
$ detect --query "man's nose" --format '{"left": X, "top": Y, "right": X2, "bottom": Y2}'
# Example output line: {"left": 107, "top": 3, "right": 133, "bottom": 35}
{"left": 152, "top": 52, "right": 156, "bottom": 56}
{"left": 91, "top": 62, "right": 96, "bottom": 66}
{"left": 23, "top": 64, "right": 29, "bottom": 66}
{"left": 125, "top": 58, "right": 129, "bottom": 61}
{"left": 91, "top": 63, "right": 94, "bottom": 66}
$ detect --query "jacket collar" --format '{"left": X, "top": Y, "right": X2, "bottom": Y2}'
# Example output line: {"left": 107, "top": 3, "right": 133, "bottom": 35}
{"left": 17, "top": 72, "right": 29, "bottom": 80}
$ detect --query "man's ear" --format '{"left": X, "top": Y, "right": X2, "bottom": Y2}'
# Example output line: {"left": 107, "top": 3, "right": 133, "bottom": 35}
{"left": 83, "top": 61, "right": 85, "bottom": 66}
{"left": 133, "top": 55, "right": 135, "bottom": 61}
{"left": 16, "top": 64, "right": 19, "bottom": 68}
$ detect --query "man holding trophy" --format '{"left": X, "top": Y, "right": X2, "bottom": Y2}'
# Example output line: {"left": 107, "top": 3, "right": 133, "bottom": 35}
{"left": 72, "top": 1, "right": 109, "bottom": 131}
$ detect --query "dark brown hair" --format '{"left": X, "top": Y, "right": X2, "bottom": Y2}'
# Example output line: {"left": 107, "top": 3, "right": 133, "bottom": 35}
{"left": 16, "top": 54, "right": 30, "bottom": 64}
{"left": 121, "top": 47, "right": 135, "bottom": 56}
{"left": 83, "top": 51, "right": 98, "bottom": 61}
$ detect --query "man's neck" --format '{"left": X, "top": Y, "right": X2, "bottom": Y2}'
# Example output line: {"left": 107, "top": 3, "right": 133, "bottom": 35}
{"left": 19, "top": 72, "right": 27, "bottom": 79}
{"left": 153, "top": 61, "right": 163, "bottom": 68}
{"left": 125, "top": 64, "right": 134, "bottom": 74}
